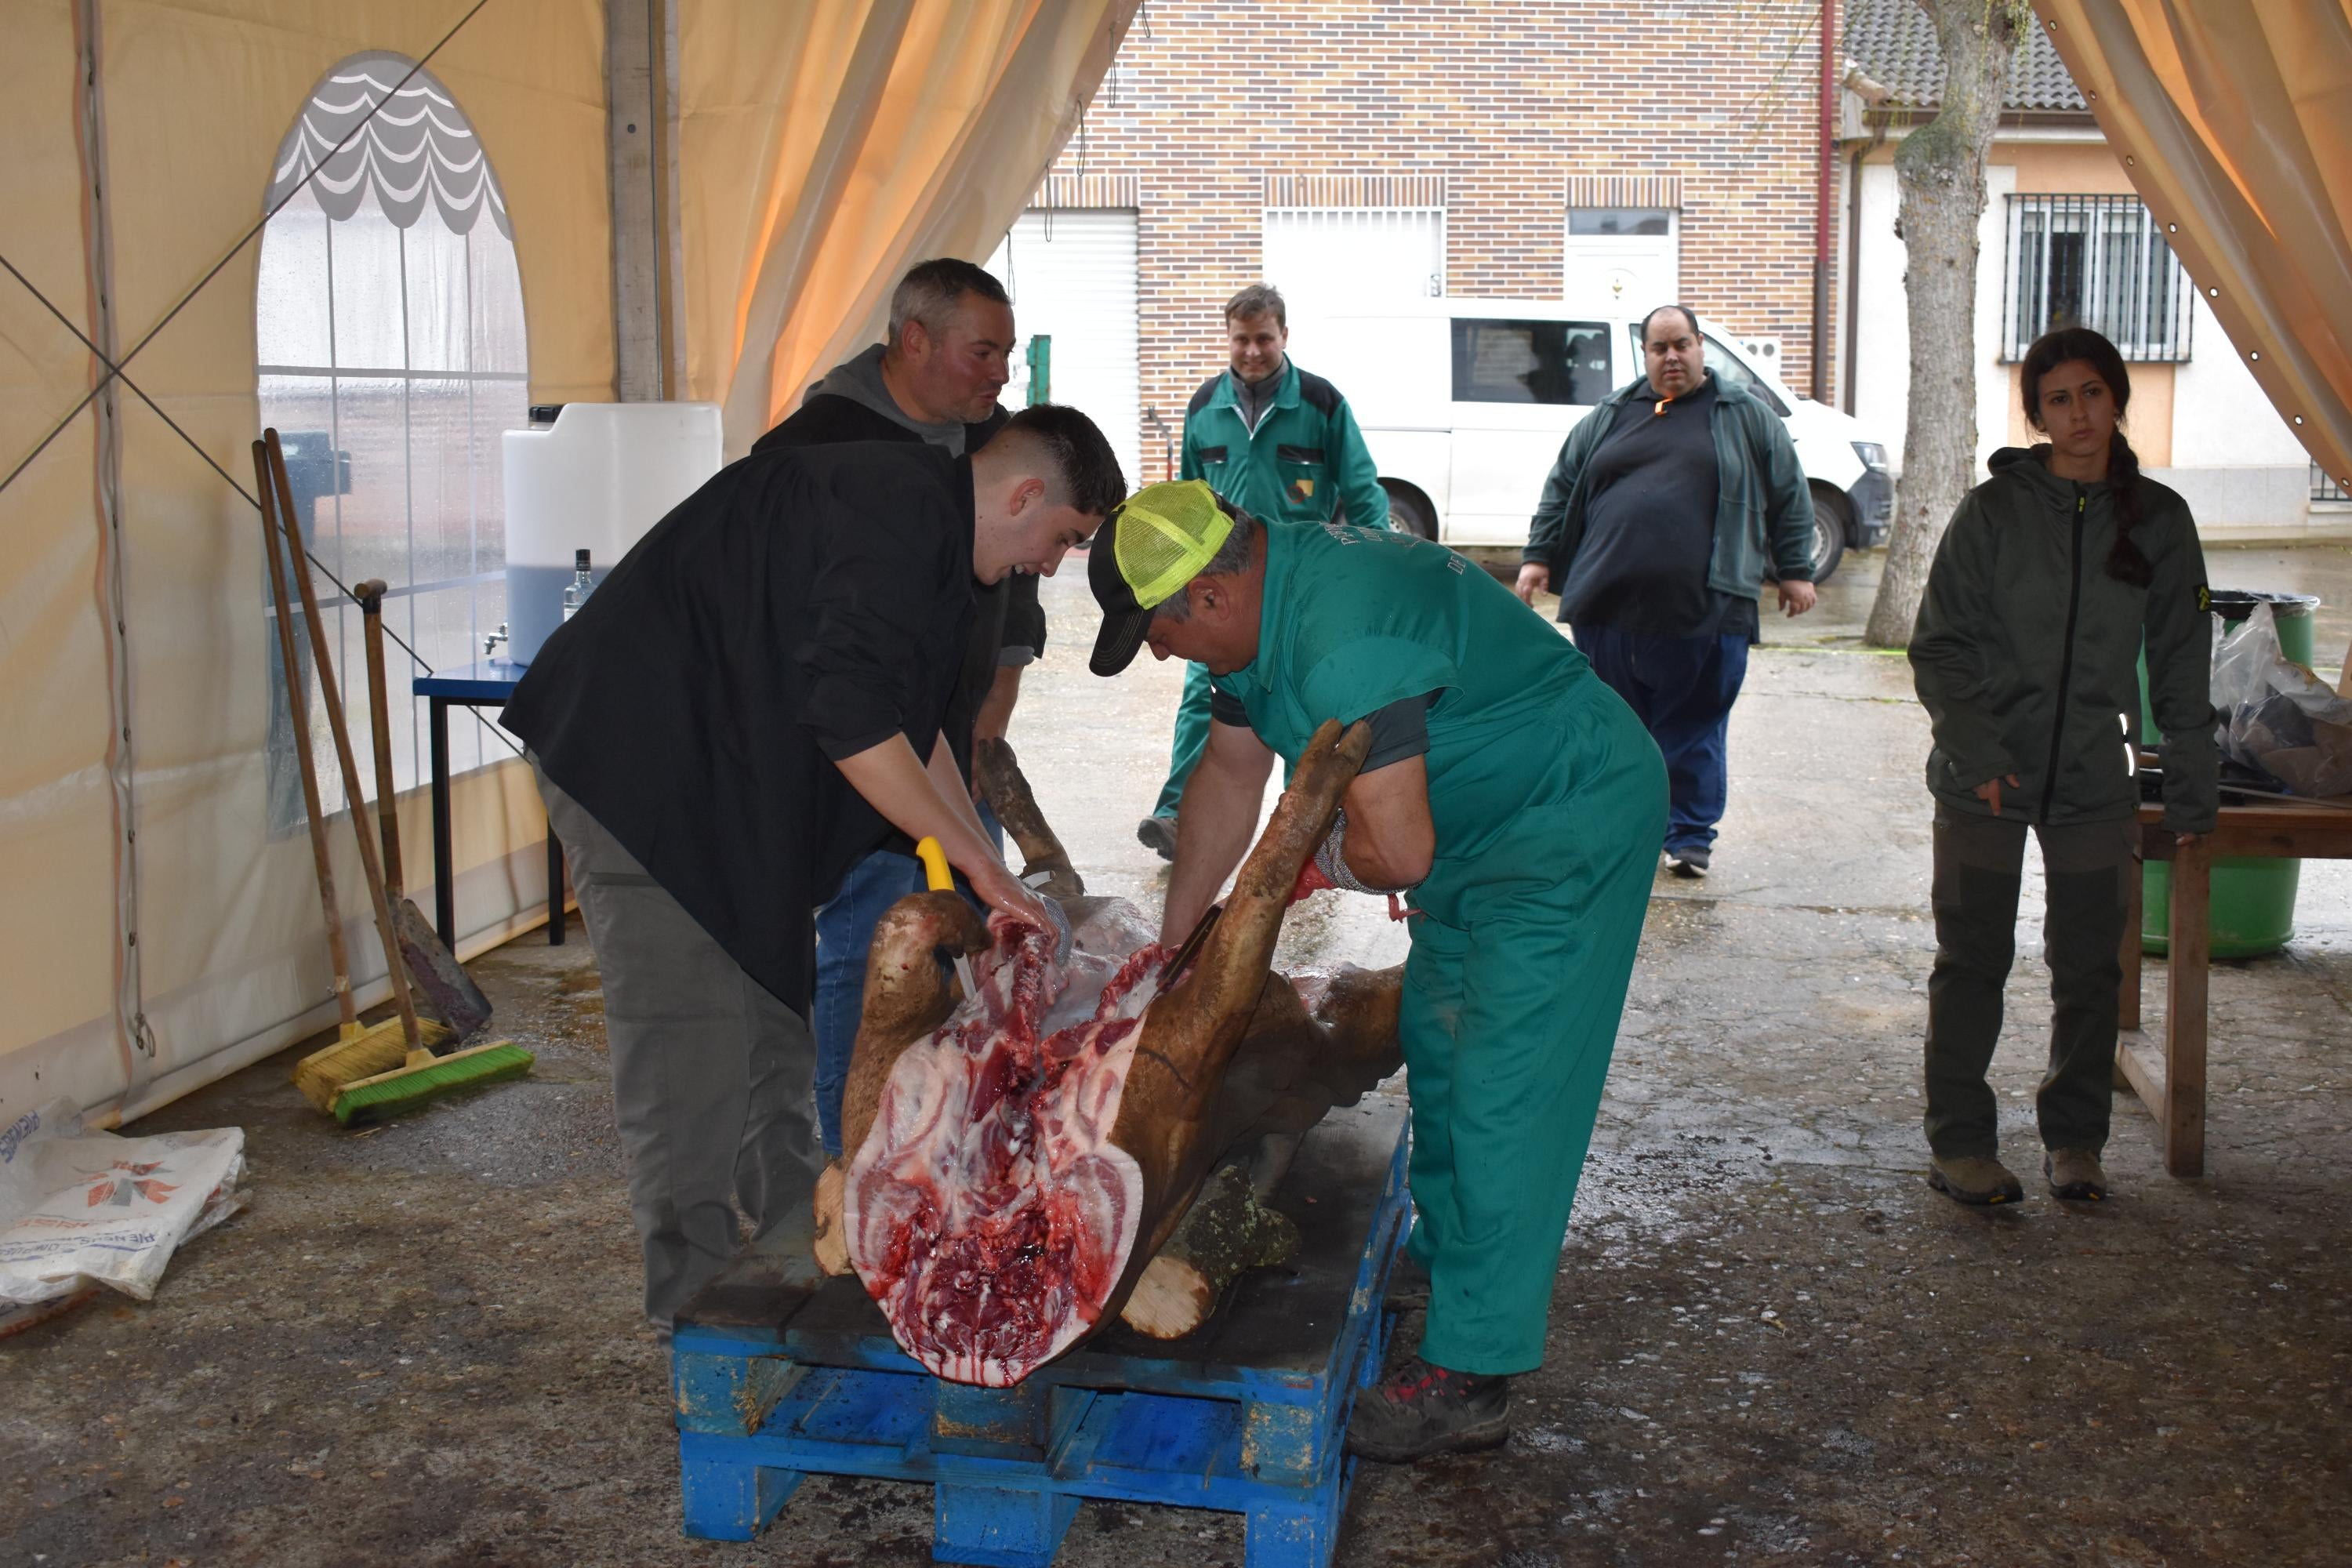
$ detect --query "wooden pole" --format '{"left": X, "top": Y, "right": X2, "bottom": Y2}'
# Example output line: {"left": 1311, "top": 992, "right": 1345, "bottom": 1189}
{"left": 254, "top": 441, "right": 358, "bottom": 1041}
{"left": 263, "top": 429, "right": 423, "bottom": 1054}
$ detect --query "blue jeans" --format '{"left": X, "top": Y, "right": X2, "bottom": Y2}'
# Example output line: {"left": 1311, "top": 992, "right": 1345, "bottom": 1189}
{"left": 1571, "top": 625, "right": 1748, "bottom": 855}
{"left": 810, "top": 802, "right": 1002, "bottom": 1156}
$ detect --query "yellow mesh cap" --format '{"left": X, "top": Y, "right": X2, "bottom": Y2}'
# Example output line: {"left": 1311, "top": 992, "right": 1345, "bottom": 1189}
{"left": 1112, "top": 481, "right": 1233, "bottom": 609}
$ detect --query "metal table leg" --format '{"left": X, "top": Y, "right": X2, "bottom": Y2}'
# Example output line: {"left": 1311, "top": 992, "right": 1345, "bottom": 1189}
{"left": 546, "top": 829, "right": 566, "bottom": 945}
{"left": 431, "top": 695, "right": 455, "bottom": 951}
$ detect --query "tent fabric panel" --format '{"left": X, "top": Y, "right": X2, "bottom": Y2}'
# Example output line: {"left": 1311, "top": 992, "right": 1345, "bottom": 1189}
{"left": 677, "top": 0, "right": 1142, "bottom": 454}
{"left": 0, "top": 4, "right": 126, "bottom": 1098}
{"left": 0, "top": 0, "right": 615, "bottom": 1127}
{"left": 2036, "top": 0, "right": 2352, "bottom": 491}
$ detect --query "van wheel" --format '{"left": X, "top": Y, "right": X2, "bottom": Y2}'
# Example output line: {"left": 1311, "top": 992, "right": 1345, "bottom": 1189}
{"left": 1806, "top": 485, "right": 1850, "bottom": 584}
{"left": 1382, "top": 485, "right": 1437, "bottom": 540}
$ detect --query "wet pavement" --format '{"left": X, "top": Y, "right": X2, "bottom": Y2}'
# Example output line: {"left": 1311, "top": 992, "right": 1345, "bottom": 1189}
{"left": 7, "top": 546, "right": 2350, "bottom": 1567}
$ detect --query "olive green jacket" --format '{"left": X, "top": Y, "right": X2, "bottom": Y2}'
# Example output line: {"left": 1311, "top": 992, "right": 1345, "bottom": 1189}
{"left": 1910, "top": 446, "right": 2216, "bottom": 832}
{"left": 1521, "top": 373, "right": 1815, "bottom": 600}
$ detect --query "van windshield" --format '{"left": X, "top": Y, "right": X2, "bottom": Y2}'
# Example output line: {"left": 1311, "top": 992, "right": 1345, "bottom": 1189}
{"left": 1451, "top": 319, "right": 1613, "bottom": 405}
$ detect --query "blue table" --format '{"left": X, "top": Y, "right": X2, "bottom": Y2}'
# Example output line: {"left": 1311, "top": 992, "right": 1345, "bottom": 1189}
{"left": 412, "top": 661, "right": 565, "bottom": 949}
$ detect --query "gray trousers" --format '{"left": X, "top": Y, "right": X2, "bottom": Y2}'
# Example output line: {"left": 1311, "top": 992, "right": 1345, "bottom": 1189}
{"left": 1924, "top": 803, "right": 2137, "bottom": 1160}
{"left": 535, "top": 766, "right": 824, "bottom": 1329}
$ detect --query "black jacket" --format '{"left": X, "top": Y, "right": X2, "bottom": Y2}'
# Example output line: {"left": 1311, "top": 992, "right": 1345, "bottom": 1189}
{"left": 753, "top": 391, "right": 1046, "bottom": 662}
{"left": 501, "top": 443, "right": 977, "bottom": 1008}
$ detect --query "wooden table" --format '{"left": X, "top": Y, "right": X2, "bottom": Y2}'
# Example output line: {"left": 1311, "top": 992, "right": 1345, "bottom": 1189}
{"left": 2122, "top": 797, "right": 2352, "bottom": 1176}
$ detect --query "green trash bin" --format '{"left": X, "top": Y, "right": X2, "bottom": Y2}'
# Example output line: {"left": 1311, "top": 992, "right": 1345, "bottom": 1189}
{"left": 2138, "top": 590, "right": 2321, "bottom": 957}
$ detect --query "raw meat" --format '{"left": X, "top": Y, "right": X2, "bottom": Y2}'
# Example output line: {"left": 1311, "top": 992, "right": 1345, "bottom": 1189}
{"left": 842, "top": 916, "right": 1164, "bottom": 1385}
{"left": 837, "top": 718, "right": 1392, "bottom": 1385}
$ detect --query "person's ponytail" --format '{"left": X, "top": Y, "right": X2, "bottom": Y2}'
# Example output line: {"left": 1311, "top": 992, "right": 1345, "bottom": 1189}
{"left": 2105, "top": 430, "right": 2152, "bottom": 587}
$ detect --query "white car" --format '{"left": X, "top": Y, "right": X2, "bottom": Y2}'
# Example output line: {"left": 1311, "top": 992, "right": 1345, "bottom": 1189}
{"left": 1289, "top": 299, "right": 1892, "bottom": 582}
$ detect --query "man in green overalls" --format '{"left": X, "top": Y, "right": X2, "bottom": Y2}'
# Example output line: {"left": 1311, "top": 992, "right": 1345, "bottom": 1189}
{"left": 1136, "top": 284, "right": 1391, "bottom": 861}
{"left": 1088, "top": 481, "right": 1665, "bottom": 1462}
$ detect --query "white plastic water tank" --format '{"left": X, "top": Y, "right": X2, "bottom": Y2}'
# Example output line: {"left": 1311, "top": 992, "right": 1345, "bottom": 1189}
{"left": 501, "top": 401, "right": 724, "bottom": 664}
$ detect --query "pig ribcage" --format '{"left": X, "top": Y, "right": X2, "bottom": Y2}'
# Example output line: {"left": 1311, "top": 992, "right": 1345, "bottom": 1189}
{"left": 844, "top": 914, "right": 1167, "bottom": 1387}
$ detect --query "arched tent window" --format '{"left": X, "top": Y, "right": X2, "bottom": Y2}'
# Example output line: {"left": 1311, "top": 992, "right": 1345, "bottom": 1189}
{"left": 256, "top": 52, "right": 525, "bottom": 829}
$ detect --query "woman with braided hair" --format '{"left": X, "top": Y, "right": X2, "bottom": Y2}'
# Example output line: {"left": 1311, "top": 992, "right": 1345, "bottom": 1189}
{"left": 1907, "top": 325, "right": 2218, "bottom": 1206}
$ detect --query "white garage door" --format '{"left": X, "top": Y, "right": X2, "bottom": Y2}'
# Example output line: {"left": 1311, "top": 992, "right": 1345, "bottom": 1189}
{"left": 986, "top": 210, "right": 1141, "bottom": 491}
{"left": 1262, "top": 207, "right": 1446, "bottom": 317}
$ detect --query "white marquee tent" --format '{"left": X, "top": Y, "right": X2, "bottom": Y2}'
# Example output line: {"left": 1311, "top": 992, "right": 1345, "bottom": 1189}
{"left": 2, "top": 0, "right": 2346, "bottom": 1132}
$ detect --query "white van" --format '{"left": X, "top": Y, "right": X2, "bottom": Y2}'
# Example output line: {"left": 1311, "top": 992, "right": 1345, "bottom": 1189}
{"left": 1289, "top": 299, "right": 1892, "bottom": 582}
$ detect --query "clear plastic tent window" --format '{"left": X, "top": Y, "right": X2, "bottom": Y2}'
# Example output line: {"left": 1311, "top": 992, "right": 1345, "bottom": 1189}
{"left": 255, "top": 55, "right": 528, "bottom": 838}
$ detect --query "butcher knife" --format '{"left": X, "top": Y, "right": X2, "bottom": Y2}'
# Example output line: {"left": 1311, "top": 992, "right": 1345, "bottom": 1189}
{"left": 913, "top": 837, "right": 982, "bottom": 1001}
{"left": 1161, "top": 901, "right": 1224, "bottom": 989}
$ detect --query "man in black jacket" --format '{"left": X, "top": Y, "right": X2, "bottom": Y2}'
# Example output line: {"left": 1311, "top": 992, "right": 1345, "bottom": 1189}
{"left": 752, "top": 258, "right": 1048, "bottom": 1158}
{"left": 502, "top": 405, "right": 1123, "bottom": 1329}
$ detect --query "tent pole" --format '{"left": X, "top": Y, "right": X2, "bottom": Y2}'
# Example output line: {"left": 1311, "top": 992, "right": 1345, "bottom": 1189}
{"left": 608, "top": 0, "right": 680, "bottom": 401}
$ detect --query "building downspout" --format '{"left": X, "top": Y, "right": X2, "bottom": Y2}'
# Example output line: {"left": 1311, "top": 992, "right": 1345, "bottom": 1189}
{"left": 1812, "top": 0, "right": 1835, "bottom": 402}
{"left": 1839, "top": 63, "right": 1891, "bottom": 416}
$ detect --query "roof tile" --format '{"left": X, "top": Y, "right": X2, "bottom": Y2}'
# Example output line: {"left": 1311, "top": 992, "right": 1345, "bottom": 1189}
{"left": 1844, "top": 0, "right": 2088, "bottom": 114}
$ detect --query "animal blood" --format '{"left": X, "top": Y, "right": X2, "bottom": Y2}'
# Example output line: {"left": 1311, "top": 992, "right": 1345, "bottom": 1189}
{"left": 843, "top": 916, "right": 1167, "bottom": 1387}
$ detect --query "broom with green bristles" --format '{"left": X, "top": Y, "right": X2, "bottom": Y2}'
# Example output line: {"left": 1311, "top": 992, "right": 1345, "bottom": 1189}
{"left": 257, "top": 430, "right": 528, "bottom": 1122}
{"left": 256, "top": 437, "right": 452, "bottom": 1110}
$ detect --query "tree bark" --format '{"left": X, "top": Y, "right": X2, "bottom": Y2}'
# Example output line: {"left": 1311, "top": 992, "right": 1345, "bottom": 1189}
{"left": 1864, "top": 0, "right": 2026, "bottom": 648}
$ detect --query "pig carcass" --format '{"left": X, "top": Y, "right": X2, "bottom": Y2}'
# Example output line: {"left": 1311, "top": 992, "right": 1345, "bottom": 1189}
{"left": 830, "top": 718, "right": 1399, "bottom": 1385}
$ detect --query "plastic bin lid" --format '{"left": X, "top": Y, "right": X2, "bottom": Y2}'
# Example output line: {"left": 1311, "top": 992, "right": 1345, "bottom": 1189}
{"left": 2207, "top": 588, "right": 2321, "bottom": 617}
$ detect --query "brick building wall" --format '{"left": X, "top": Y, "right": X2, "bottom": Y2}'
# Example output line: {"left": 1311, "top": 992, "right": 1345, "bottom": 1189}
{"left": 1029, "top": 0, "right": 1833, "bottom": 483}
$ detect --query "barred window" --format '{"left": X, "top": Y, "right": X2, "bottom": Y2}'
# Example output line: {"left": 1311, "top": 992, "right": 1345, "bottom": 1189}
{"left": 2002, "top": 194, "right": 2192, "bottom": 362}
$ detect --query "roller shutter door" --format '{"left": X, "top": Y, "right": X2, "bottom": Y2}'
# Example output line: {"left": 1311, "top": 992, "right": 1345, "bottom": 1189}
{"left": 1262, "top": 208, "right": 1446, "bottom": 317}
{"left": 987, "top": 210, "right": 1141, "bottom": 490}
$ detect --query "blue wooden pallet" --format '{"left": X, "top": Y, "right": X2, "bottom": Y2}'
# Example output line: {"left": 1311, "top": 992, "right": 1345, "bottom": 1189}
{"left": 670, "top": 1098, "right": 1410, "bottom": 1568}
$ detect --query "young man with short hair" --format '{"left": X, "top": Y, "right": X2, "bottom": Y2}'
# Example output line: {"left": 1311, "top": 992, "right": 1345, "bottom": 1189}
{"left": 753, "top": 258, "right": 1047, "bottom": 1156}
{"left": 503, "top": 405, "right": 1124, "bottom": 1330}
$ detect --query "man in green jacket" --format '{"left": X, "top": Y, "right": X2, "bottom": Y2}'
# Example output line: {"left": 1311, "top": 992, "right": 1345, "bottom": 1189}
{"left": 1137, "top": 283, "right": 1390, "bottom": 858}
{"left": 1088, "top": 481, "right": 1664, "bottom": 1462}
{"left": 1513, "top": 304, "right": 1816, "bottom": 878}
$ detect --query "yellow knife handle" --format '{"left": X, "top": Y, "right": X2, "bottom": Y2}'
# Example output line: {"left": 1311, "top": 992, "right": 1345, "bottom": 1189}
{"left": 915, "top": 836, "right": 953, "bottom": 892}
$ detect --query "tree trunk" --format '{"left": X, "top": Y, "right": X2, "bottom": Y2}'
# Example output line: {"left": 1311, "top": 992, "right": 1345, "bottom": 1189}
{"left": 1864, "top": 0, "right": 2025, "bottom": 648}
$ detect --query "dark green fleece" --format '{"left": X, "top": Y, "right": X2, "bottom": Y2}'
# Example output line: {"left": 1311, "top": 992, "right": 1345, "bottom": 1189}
{"left": 1910, "top": 445, "right": 2216, "bottom": 833}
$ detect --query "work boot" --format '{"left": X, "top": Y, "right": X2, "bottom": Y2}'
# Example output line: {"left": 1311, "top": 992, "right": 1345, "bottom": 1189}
{"left": 1926, "top": 1153, "right": 2024, "bottom": 1206}
{"left": 1345, "top": 1356, "right": 1511, "bottom": 1463}
{"left": 1136, "top": 814, "right": 1178, "bottom": 862}
{"left": 1664, "top": 844, "right": 1710, "bottom": 878}
{"left": 2045, "top": 1147, "right": 2110, "bottom": 1202}
{"left": 1383, "top": 1253, "right": 1431, "bottom": 1311}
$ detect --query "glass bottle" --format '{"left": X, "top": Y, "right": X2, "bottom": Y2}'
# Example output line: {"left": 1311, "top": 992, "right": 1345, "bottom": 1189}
{"left": 561, "top": 548, "right": 594, "bottom": 622}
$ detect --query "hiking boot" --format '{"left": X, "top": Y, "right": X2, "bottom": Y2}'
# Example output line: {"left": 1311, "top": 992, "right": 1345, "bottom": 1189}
{"left": 1136, "top": 814, "right": 1178, "bottom": 862}
{"left": 2045, "top": 1148, "right": 2109, "bottom": 1201}
{"left": 1347, "top": 1356, "right": 1511, "bottom": 1463}
{"left": 1927, "top": 1153, "right": 2024, "bottom": 1206}
{"left": 1664, "top": 845, "right": 1710, "bottom": 878}
{"left": 1384, "top": 1253, "right": 1432, "bottom": 1311}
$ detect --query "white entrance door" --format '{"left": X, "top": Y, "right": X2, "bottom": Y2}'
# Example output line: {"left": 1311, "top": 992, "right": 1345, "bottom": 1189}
{"left": 1562, "top": 206, "right": 1679, "bottom": 318}
{"left": 986, "top": 209, "right": 1141, "bottom": 489}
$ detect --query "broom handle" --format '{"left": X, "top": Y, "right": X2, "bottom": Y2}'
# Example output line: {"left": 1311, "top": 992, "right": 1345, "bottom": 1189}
{"left": 254, "top": 441, "right": 357, "bottom": 1033}
{"left": 264, "top": 429, "right": 423, "bottom": 1054}
{"left": 354, "top": 580, "right": 405, "bottom": 895}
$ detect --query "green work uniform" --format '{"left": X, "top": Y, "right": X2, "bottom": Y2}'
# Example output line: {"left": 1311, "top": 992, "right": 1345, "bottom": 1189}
{"left": 1154, "top": 361, "right": 1391, "bottom": 819}
{"left": 1213, "top": 521, "right": 1666, "bottom": 1374}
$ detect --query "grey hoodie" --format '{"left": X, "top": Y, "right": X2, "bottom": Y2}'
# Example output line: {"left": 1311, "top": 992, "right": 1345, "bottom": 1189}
{"left": 808, "top": 343, "right": 974, "bottom": 453}
{"left": 1911, "top": 445, "right": 2216, "bottom": 833}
